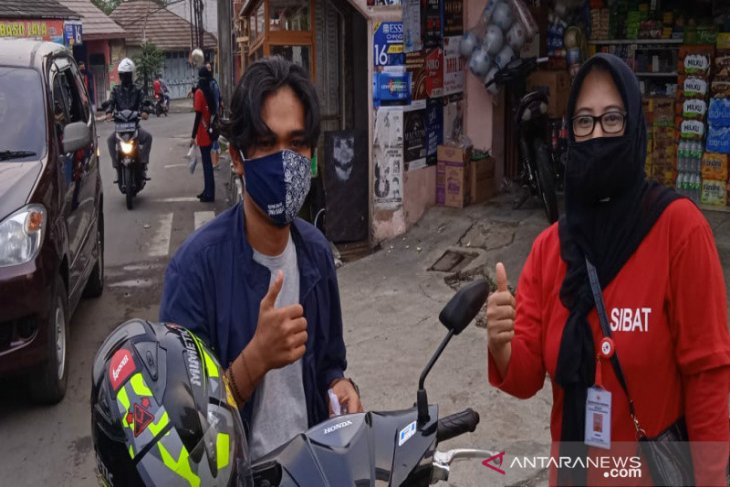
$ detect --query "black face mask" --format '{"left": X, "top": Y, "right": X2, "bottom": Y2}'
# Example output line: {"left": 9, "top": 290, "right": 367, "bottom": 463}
{"left": 120, "top": 73, "right": 133, "bottom": 87}
{"left": 566, "top": 135, "right": 642, "bottom": 205}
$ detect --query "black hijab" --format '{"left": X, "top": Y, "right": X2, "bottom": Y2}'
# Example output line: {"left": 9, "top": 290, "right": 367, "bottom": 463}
{"left": 197, "top": 67, "right": 218, "bottom": 116}
{"left": 554, "top": 53, "right": 681, "bottom": 485}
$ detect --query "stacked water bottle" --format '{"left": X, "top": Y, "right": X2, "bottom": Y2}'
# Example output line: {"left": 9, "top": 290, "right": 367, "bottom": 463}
{"left": 676, "top": 140, "right": 703, "bottom": 202}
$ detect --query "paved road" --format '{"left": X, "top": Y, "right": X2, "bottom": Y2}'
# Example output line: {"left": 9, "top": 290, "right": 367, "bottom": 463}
{"left": 0, "top": 111, "right": 232, "bottom": 486}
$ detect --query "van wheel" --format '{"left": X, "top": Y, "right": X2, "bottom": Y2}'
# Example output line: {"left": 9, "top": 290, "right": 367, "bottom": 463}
{"left": 83, "top": 212, "right": 104, "bottom": 298}
{"left": 29, "top": 275, "right": 68, "bottom": 404}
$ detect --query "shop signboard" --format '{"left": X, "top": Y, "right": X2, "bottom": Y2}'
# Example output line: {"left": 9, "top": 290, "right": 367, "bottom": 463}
{"left": 426, "top": 98, "right": 444, "bottom": 166}
{"left": 373, "top": 70, "right": 412, "bottom": 106}
{"left": 442, "top": 0, "right": 463, "bottom": 37}
{"left": 373, "top": 21, "right": 405, "bottom": 67}
{"left": 403, "top": 0, "right": 422, "bottom": 53}
{"left": 421, "top": 0, "right": 443, "bottom": 49}
{"left": 407, "top": 48, "right": 443, "bottom": 100}
{"left": 407, "top": 50, "right": 427, "bottom": 100}
{"left": 374, "top": 107, "right": 405, "bottom": 210}
{"left": 443, "top": 96, "right": 464, "bottom": 144}
{"left": 64, "top": 21, "right": 82, "bottom": 47}
{"left": 404, "top": 100, "right": 427, "bottom": 171}
{"left": 443, "top": 36, "right": 465, "bottom": 95}
{"left": 0, "top": 19, "right": 65, "bottom": 44}
{"left": 424, "top": 47, "right": 444, "bottom": 98}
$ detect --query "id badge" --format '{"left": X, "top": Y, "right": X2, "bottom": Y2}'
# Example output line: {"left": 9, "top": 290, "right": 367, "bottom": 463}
{"left": 584, "top": 386, "right": 611, "bottom": 449}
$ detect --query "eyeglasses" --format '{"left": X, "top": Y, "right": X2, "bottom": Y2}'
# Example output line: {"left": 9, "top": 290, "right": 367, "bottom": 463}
{"left": 572, "top": 111, "right": 627, "bottom": 137}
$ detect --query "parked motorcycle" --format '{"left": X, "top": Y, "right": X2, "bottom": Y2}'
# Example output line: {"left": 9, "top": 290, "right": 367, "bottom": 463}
{"left": 153, "top": 93, "right": 169, "bottom": 117}
{"left": 486, "top": 56, "right": 560, "bottom": 224}
{"left": 250, "top": 279, "right": 495, "bottom": 486}
{"left": 102, "top": 100, "right": 151, "bottom": 210}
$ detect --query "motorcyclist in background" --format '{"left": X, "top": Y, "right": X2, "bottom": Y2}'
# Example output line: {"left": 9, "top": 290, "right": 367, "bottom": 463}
{"left": 105, "top": 58, "right": 153, "bottom": 175}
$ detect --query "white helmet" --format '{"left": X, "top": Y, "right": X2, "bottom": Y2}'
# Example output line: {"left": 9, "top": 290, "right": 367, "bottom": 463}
{"left": 118, "top": 58, "right": 135, "bottom": 74}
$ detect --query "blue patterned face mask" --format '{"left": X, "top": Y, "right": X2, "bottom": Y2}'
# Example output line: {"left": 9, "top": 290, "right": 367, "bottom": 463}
{"left": 241, "top": 149, "right": 311, "bottom": 226}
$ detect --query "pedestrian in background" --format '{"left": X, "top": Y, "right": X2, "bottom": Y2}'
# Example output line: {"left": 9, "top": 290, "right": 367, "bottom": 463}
{"left": 78, "top": 61, "right": 96, "bottom": 113}
{"left": 206, "top": 62, "right": 223, "bottom": 169}
{"left": 190, "top": 66, "right": 218, "bottom": 202}
{"left": 485, "top": 53, "right": 730, "bottom": 486}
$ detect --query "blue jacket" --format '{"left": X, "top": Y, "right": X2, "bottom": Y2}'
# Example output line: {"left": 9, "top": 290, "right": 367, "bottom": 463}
{"left": 159, "top": 202, "right": 347, "bottom": 429}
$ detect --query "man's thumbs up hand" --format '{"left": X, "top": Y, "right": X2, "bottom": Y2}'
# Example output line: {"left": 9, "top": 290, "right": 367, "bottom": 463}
{"left": 250, "top": 271, "right": 308, "bottom": 371}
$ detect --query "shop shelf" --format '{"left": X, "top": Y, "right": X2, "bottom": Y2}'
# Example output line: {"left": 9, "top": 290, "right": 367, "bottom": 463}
{"left": 634, "top": 72, "right": 679, "bottom": 77}
{"left": 589, "top": 39, "right": 684, "bottom": 45}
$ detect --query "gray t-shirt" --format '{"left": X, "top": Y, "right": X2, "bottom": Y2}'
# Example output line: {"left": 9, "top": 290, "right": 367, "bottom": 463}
{"left": 249, "top": 235, "right": 308, "bottom": 460}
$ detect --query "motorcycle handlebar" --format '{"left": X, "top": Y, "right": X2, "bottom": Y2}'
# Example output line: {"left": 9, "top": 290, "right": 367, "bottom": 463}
{"left": 437, "top": 408, "right": 480, "bottom": 443}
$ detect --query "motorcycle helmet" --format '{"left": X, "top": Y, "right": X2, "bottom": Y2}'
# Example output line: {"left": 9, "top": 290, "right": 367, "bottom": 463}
{"left": 91, "top": 319, "right": 252, "bottom": 486}
{"left": 491, "top": 2, "right": 515, "bottom": 32}
{"left": 469, "top": 47, "right": 492, "bottom": 77}
{"left": 482, "top": 24, "right": 505, "bottom": 56}
{"left": 459, "top": 30, "right": 480, "bottom": 58}
{"left": 118, "top": 58, "right": 135, "bottom": 74}
{"left": 506, "top": 21, "right": 527, "bottom": 51}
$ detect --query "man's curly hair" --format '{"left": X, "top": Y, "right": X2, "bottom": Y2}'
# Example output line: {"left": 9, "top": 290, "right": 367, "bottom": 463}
{"left": 221, "top": 56, "right": 321, "bottom": 158}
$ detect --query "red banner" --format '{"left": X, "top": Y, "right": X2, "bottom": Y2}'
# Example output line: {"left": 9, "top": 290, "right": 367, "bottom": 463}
{"left": 0, "top": 19, "right": 65, "bottom": 43}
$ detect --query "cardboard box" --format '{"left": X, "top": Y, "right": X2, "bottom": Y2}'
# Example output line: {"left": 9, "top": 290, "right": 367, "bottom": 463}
{"left": 701, "top": 178, "right": 728, "bottom": 206}
{"left": 701, "top": 152, "right": 729, "bottom": 181}
{"left": 527, "top": 70, "right": 571, "bottom": 118}
{"left": 470, "top": 155, "right": 496, "bottom": 204}
{"left": 436, "top": 145, "right": 471, "bottom": 208}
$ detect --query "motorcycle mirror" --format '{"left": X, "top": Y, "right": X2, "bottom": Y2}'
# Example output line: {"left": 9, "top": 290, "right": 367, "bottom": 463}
{"left": 438, "top": 279, "right": 489, "bottom": 335}
{"left": 417, "top": 279, "right": 489, "bottom": 425}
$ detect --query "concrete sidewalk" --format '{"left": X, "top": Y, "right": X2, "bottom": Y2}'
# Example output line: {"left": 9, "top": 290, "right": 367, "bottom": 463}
{"left": 170, "top": 97, "right": 194, "bottom": 114}
{"left": 337, "top": 193, "right": 730, "bottom": 486}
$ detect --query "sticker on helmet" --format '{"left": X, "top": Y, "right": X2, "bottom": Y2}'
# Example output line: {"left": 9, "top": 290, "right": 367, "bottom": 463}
{"left": 109, "top": 348, "right": 136, "bottom": 391}
{"left": 129, "top": 398, "right": 155, "bottom": 437}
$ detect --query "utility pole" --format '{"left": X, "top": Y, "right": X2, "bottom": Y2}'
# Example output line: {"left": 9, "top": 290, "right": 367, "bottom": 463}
{"left": 217, "top": 0, "right": 233, "bottom": 115}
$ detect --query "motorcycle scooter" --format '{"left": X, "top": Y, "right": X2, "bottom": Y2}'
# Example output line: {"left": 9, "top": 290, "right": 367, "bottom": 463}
{"left": 486, "top": 56, "right": 560, "bottom": 224}
{"left": 250, "top": 279, "right": 497, "bottom": 486}
{"left": 154, "top": 93, "right": 169, "bottom": 117}
{"left": 102, "top": 100, "right": 152, "bottom": 210}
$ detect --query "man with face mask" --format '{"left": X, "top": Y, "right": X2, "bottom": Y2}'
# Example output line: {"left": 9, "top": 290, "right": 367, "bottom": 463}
{"left": 159, "top": 56, "right": 363, "bottom": 461}
{"left": 105, "top": 58, "right": 153, "bottom": 177}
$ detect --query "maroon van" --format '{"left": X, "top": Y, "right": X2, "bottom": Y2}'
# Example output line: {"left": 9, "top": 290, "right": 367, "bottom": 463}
{"left": 0, "top": 39, "right": 104, "bottom": 403}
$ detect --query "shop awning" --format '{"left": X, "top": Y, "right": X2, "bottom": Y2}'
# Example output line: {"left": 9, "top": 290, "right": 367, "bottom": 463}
{"left": 0, "top": 0, "right": 80, "bottom": 20}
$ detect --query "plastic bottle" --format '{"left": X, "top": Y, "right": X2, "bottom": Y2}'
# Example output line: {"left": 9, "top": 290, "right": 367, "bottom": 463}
{"left": 675, "top": 172, "right": 683, "bottom": 195}
{"left": 692, "top": 174, "right": 701, "bottom": 203}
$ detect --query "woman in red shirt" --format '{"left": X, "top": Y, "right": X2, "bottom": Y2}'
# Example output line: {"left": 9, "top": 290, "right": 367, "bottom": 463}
{"left": 190, "top": 67, "right": 218, "bottom": 202}
{"left": 486, "top": 53, "right": 730, "bottom": 486}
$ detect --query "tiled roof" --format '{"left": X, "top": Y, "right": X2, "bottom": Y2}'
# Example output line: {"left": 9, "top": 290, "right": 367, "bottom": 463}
{"left": 110, "top": 0, "right": 216, "bottom": 51}
{"left": 57, "top": 0, "right": 125, "bottom": 40}
{"left": 0, "top": 0, "right": 80, "bottom": 20}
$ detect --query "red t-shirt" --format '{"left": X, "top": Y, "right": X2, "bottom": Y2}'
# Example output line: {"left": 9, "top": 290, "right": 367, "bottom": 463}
{"left": 153, "top": 79, "right": 161, "bottom": 96}
{"left": 194, "top": 89, "right": 211, "bottom": 147}
{"left": 489, "top": 198, "right": 730, "bottom": 486}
